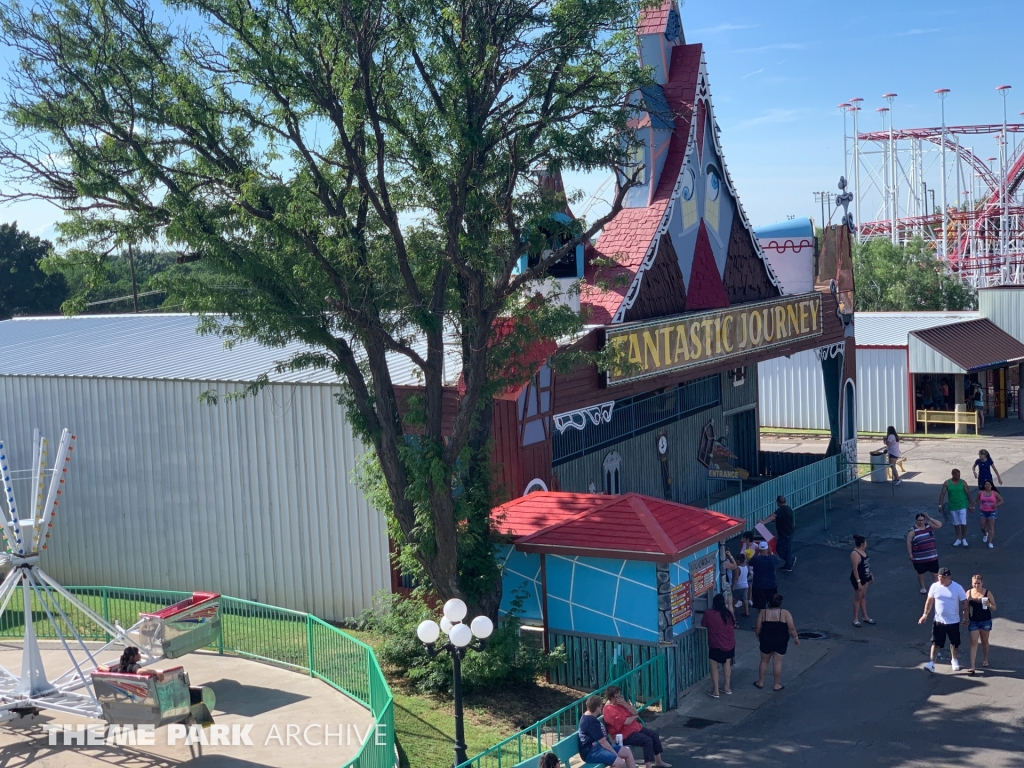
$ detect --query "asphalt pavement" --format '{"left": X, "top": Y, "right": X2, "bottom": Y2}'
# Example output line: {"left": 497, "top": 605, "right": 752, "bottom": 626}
{"left": 655, "top": 431, "right": 1024, "bottom": 768}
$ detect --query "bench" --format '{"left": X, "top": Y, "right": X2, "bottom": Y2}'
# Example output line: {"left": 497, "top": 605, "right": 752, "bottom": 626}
{"left": 513, "top": 732, "right": 643, "bottom": 768}
{"left": 915, "top": 409, "right": 979, "bottom": 435}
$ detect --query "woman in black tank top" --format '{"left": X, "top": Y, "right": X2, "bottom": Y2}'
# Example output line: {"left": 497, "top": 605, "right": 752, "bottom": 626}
{"left": 754, "top": 593, "right": 800, "bottom": 691}
{"left": 850, "top": 535, "right": 875, "bottom": 627}
{"left": 966, "top": 574, "right": 997, "bottom": 674}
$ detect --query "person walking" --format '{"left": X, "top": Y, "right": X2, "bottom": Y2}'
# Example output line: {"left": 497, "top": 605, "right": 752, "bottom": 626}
{"left": 760, "top": 496, "right": 796, "bottom": 572}
{"left": 850, "top": 535, "right": 875, "bottom": 627}
{"left": 907, "top": 513, "right": 943, "bottom": 594}
{"left": 701, "top": 593, "right": 736, "bottom": 698}
{"left": 754, "top": 593, "right": 800, "bottom": 691}
{"left": 964, "top": 574, "right": 996, "bottom": 675}
{"left": 749, "top": 542, "right": 780, "bottom": 610}
{"left": 919, "top": 567, "right": 967, "bottom": 673}
{"left": 973, "top": 480, "right": 1004, "bottom": 549}
{"left": 938, "top": 468, "right": 973, "bottom": 547}
{"left": 971, "top": 385, "right": 986, "bottom": 429}
{"left": 884, "top": 427, "right": 902, "bottom": 485}
{"left": 972, "top": 449, "right": 1002, "bottom": 489}
{"left": 731, "top": 553, "right": 750, "bottom": 617}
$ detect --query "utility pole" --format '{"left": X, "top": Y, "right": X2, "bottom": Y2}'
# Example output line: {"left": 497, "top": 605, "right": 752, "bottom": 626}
{"left": 127, "top": 242, "right": 139, "bottom": 314}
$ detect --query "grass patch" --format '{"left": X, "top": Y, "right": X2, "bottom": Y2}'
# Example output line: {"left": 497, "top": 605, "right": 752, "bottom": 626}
{"left": 347, "top": 629, "right": 580, "bottom": 768}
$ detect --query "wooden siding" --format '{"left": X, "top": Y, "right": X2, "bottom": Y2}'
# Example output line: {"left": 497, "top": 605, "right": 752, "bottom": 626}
{"left": 623, "top": 233, "right": 688, "bottom": 323}
{"left": 556, "top": 291, "right": 846, "bottom": 414}
{"left": 554, "top": 399, "right": 730, "bottom": 504}
{"left": 723, "top": 213, "right": 780, "bottom": 304}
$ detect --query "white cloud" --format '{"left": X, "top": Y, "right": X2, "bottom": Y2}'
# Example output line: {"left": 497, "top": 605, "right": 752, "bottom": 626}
{"left": 731, "top": 43, "right": 806, "bottom": 54}
{"left": 734, "top": 108, "right": 805, "bottom": 129}
{"left": 691, "top": 23, "right": 759, "bottom": 34}
{"left": 741, "top": 69, "right": 764, "bottom": 80}
{"left": 897, "top": 28, "right": 939, "bottom": 36}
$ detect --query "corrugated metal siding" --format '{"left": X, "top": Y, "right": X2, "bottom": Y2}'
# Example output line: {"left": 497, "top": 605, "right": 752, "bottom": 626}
{"left": 555, "top": 403, "right": 726, "bottom": 505}
{"left": 721, "top": 367, "right": 758, "bottom": 413}
{"left": 853, "top": 312, "right": 979, "bottom": 346}
{"left": 857, "top": 348, "right": 909, "bottom": 433}
{"left": 758, "top": 347, "right": 909, "bottom": 433}
{"left": 0, "top": 376, "right": 389, "bottom": 622}
{"left": 758, "top": 349, "right": 829, "bottom": 429}
{"left": 980, "top": 288, "right": 1024, "bottom": 343}
{"left": 908, "top": 337, "right": 967, "bottom": 375}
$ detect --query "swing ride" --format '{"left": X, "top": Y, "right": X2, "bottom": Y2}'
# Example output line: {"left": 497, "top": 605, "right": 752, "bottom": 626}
{"left": 0, "top": 427, "right": 216, "bottom": 729}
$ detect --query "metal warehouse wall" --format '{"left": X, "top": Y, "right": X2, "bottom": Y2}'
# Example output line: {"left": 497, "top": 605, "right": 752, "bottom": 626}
{"left": 758, "top": 347, "right": 909, "bottom": 434}
{"left": 758, "top": 349, "right": 829, "bottom": 430}
{"left": 0, "top": 376, "right": 389, "bottom": 622}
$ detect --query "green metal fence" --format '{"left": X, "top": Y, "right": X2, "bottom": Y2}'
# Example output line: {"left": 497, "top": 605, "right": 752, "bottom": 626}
{"left": 0, "top": 585, "right": 392, "bottom": 768}
{"left": 709, "top": 454, "right": 847, "bottom": 529}
{"left": 455, "top": 654, "right": 665, "bottom": 768}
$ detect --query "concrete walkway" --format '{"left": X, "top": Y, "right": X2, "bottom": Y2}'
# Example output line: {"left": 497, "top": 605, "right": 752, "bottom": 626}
{"left": 654, "top": 433, "right": 1024, "bottom": 767}
{"left": 0, "top": 648, "right": 373, "bottom": 767}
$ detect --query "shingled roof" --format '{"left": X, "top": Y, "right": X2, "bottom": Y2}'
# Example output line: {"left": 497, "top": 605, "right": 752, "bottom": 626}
{"left": 582, "top": 43, "right": 703, "bottom": 325}
{"left": 493, "top": 492, "right": 743, "bottom": 563}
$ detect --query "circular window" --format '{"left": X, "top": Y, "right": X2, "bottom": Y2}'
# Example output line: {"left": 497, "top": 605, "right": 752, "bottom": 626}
{"left": 681, "top": 166, "right": 696, "bottom": 201}
{"left": 705, "top": 168, "right": 720, "bottom": 201}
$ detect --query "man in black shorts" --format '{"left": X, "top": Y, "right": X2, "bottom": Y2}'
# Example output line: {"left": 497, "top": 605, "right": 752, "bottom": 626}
{"left": 918, "top": 567, "right": 967, "bottom": 673}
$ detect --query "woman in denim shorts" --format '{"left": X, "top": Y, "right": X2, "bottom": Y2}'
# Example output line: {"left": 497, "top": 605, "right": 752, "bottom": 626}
{"left": 965, "top": 574, "right": 997, "bottom": 675}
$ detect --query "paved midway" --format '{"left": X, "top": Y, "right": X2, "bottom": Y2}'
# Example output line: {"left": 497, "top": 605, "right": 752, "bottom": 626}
{"left": 656, "top": 432, "right": 1024, "bottom": 767}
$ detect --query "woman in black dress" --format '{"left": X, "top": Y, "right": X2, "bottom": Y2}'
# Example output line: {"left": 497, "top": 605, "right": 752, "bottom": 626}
{"left": 754, "top": 593, "right": 800, "bottom": 691}
{"left": 850, "top": 535, "right": 875, "bottom": 627}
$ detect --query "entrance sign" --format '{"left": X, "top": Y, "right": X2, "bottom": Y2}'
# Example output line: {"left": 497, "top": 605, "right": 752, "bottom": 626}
{"left": 606, "top": 293, "right": 823, "bottom": 385}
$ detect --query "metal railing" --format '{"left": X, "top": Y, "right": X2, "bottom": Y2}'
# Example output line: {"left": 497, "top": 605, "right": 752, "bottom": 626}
{"left": 0, "top": 585, "right": 392, "bottom": 768}
{"left": 553, "top": 376, "right": 720, "bottom": 464}
{"left": 455, "top": 654, "right": 665, "bottom": 768}
{"left": 709, "top": 454, "right": 847, "bottom": 529}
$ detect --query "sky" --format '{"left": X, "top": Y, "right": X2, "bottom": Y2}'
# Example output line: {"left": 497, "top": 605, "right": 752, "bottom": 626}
{"left": 0, "top": 0, "right": 1020, "bottom": 240}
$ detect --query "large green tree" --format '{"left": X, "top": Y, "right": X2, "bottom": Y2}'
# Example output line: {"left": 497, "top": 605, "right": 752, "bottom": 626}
{"left": 0, "top": 222, "right": 66, "bottom": 319}
{"left": 853, "top": 237, "right": 976, "bottom": 312}
{"left": 0, "top": 0, "right": 647, "bottom": 613}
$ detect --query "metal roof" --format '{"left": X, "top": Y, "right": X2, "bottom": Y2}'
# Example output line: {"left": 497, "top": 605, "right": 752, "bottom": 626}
{"left": 0, "top": 314, "right": 462, "bottom": 385}
{"left": 754, "top": 217, "right": 813, "bottom": 240}
{"left": 909, "top": 318, "right": 1024, "bottom": 372}
{"left": 853, "top": 311, "right": 979, "bottom": 347}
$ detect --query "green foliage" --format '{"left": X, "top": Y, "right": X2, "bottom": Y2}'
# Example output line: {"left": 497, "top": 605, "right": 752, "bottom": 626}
{"left": 41, "top": 248, "right": 182, "bottom": 314}
{"left": 853, "top": 237, "right": 976, "bottom": 312}
{"left": 0, "top": 0, "right": 648, "bottom": 613}
{"left": 354, "top": 590, "right": 564, "bottom": 698}
{"left": 0, "top": 222, "right": 65, "bottom": 319}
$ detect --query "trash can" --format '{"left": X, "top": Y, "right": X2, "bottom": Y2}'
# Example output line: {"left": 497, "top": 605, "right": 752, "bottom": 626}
{"left": 869, "top": 449, "right": 889, "bottom": 483}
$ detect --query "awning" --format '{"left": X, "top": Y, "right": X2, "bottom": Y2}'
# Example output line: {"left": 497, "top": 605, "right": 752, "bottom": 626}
{"left": 909, "top": 318, "right": 1024, "bottom": 374}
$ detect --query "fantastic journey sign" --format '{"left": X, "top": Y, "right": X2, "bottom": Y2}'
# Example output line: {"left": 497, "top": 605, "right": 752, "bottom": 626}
{"left": 605, "top": 293, "right": 823, "bottom": 385}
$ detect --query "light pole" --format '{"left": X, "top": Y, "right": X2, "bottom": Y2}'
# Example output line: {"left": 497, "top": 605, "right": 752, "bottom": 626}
{"left": 936, "top": 89, "right": 950, "bottom": 261}
{"left": 850, "top": 97, "right": 864, "bottom": 242}
{"left": 838, "top": 103, "right": 852, "bottom": 182}
{"left": 997, "top": 85, "right": 1012, "bottom": 269}
{"left": 877, "top": 106, "right": 890, "bottom": 226}
{"left": 883, "top": 93, "right": 898, "bottom": 244}
{"left": 416, "top": 599, "right": 494, "bottom": 768}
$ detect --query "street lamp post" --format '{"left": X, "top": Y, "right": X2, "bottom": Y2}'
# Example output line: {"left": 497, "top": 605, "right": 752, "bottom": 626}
{"left": 416, "top": 599, "right": 494, "bottom": 768}
{"left": 883, "top": 93, "right": 898, "bottom": 244}
{"left": 877, "top": 106, "right": 891, "bottom": 228}
{"left": 997, "top": 85, "right": 1012, "bottom": 271}
{"left": 935, "top": 89, "right": 950, "bottom": 261}
{"left": 838, "top": 103, "right": 852, "bottom": 182}
{"left": 850, "top": 97, "right": 864, "bottom": 242}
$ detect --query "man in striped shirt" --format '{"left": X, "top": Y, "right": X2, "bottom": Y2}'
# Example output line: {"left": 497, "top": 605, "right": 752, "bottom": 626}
{"left": 907, "top": 513, "right": 943, "bottom": 595}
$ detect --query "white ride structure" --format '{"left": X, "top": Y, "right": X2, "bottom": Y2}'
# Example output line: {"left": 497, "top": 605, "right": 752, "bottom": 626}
{"left": 0, "top": 428, "right": 217, "bottom": 727}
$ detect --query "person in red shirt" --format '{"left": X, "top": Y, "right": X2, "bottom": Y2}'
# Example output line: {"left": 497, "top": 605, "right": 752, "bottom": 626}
{"left": 700, "top": 593, "right": 736, "bottom": 696}
{"left": 602, "top": 686, "right": 671, "bottom": 768}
